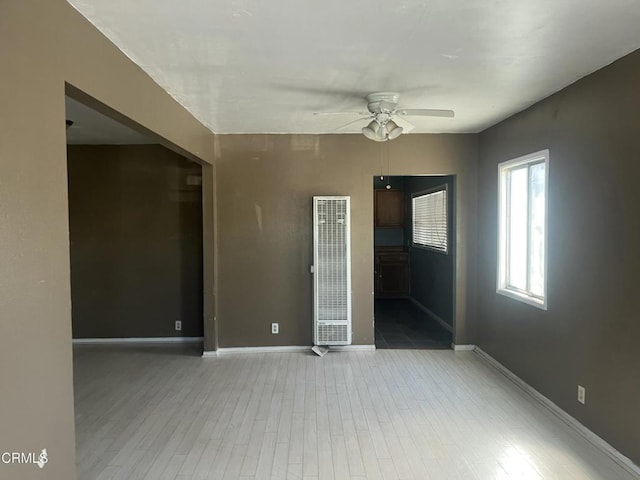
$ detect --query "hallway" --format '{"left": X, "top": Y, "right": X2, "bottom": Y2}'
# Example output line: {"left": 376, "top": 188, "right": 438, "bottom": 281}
{"left": 374, "top": 298, "right": 453, "bottom": 349}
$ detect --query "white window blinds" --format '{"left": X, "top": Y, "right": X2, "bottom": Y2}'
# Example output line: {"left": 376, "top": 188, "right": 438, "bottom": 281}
{"left": 412, "top": 188, "right": 448, "bottom": 253}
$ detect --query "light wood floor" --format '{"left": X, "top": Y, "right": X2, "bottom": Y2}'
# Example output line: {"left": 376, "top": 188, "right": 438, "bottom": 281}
{"left": 73, "top": 345, "right": 636, "bottom": 480}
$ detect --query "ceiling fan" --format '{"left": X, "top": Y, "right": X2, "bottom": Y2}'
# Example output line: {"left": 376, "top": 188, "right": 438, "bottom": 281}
{"left": 314, "top": 92, "right": 454, "bottom": 142}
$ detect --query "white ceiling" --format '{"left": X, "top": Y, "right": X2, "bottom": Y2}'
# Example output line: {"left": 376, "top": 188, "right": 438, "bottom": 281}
{"left": 65, "top": 96, "right": 156, "bottom": 144}
{"left": 67, "top": 0, "right": 640, "bottom": 134}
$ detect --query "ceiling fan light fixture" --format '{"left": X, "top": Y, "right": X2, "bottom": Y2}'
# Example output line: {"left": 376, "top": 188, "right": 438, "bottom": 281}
{"left": 386, "top": 120, "right": 403, "bottom": 140}
{"left": 375, "top": 123, "right": 388, "bottom": 142}
{"left": 361, "top": 125, "right": 376, "bottom": 141}
{"left": 362, "top": 120, "right": 387, "bottom": 142}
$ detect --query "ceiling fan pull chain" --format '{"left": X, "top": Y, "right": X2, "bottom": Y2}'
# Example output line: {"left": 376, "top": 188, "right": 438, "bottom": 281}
{"left": 386, "top": 142, "right": 392, "bottom": 189}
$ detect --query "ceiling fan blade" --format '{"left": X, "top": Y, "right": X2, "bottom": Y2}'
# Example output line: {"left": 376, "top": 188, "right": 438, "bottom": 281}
{"left": 396, "top": 108, "right": 455, "bottom": 118}
{"left": 335, "top": 117, "right": 371, "bottom": 131}
{"left": 313, "top": 111, "right": 370, "bottom": 116}
{"left": 391, "top": 116, "right": 415, "bottom": 134}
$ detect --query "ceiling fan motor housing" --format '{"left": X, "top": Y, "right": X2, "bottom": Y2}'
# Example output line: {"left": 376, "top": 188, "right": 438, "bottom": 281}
{"left": 366, "top": 92, "right": 400, "bottom": 115}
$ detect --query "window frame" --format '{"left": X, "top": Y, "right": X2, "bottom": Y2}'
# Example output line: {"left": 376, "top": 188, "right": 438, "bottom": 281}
{"left": 411, "top": 184, "right": 449, "bottom": 254}
{"left": 497, "top": 150, "right": 549, "bottom": 310}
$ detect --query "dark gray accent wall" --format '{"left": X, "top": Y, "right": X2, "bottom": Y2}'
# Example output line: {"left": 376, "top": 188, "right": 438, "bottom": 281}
{"left": 405, "top": 176, "right": 455, "bottom": 326}
{"left": 477, "top": 50, "right": 640, "bottom": 465}
{"left": 67, "top": 145, "right": 204, "bottom": 338}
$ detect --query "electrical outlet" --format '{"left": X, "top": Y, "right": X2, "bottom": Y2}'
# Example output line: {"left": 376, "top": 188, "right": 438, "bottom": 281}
{"left": 175, "top": 320, "right": 182, "bottom": 331}
{"left": 271, "top": 323, "right": 279, "bottom": 334}
{"left": 577, "top": 385, "right": 586, "bottom": 404}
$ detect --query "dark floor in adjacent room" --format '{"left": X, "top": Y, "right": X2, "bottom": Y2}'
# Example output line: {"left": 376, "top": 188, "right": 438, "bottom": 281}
{"left": 375, "top": 298, "right": 453, "bottom": 349}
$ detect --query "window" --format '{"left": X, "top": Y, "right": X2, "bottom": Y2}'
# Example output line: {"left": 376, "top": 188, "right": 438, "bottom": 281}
{"left": 412, "top": 186, "right": 448, "bottom": 253}
{"left": 498, "top": 150, "right": 548, "bottom": 309}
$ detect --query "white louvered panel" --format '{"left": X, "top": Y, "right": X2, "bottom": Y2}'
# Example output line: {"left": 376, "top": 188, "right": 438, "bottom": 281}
{"left": 317, "top": 324, "right": 349, "bottom": 344}
{"left": 313, "top": 196, "right": 351, "bottom": 346}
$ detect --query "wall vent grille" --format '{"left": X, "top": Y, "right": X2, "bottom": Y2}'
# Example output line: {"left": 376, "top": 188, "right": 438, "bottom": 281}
{"left": 317, "top": 324, "right": 349, "bottom": 344}
{"left": 313, "top": 196, "right": 351, "bottom": 346}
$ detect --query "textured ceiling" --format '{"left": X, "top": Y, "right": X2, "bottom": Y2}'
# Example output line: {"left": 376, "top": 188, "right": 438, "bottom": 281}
{"left": 67, "top": 0, "right": 640, "bottom": 134}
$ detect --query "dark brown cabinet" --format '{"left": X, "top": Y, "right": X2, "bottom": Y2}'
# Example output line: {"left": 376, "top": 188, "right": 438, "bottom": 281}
{"left": 375, "top": 249, "right": 409, "bottom": 296}
{"left": 374, "top": 189, "right": 405, "bottom": 228}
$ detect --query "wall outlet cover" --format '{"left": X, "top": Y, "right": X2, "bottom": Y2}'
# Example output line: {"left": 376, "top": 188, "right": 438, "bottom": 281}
{"left": 577, "top": 385, "right": 586, "bottom": 404}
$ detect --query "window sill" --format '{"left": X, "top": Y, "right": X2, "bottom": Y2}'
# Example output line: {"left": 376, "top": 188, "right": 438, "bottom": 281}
{"left": 497, "top": 287, "right": 547, "bottom": 310}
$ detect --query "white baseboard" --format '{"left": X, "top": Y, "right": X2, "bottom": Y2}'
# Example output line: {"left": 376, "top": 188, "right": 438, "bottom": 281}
{"left": 408, "top": 297, "right": 454, "bottom": 333}
{"left": 209, "top": 345, "right": 310, "bottom": 356}
{"left": 73, "top": 337, "right": 204, "bottom": 345}
{"left": 203, "top": 344, "right": 376, "bottom": 357}
{"left": 474, "top": 347, "right": 640, "bottom": 478}
{"left": 451, "top": 344, "right": 475, "bottom": 351}
{"left": 328, "top": 344, "right": 376, "bottom": 352}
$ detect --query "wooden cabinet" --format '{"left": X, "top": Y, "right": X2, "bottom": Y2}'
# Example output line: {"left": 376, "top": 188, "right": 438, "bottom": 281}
{"left": 374, "top": 189, "right": 405, "bottom": 228}
{"left": 375, "top": 249, "right": 409, "bottom": 296}
{"left": 374, "top": 190, "right": 408, "bottom": 296}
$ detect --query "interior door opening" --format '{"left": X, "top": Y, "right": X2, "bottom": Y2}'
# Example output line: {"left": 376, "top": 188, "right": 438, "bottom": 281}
{"left": 373, "top": 175, "right": 455, "bottom": 349}
{"left": 65, "top": 94, "right": 204, "bottom": 351}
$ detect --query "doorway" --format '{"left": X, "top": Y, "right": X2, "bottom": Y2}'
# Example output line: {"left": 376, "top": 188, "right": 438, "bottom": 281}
{"left": 65, "top": 95, "right": 204, "bottom": 346}
{"left": 373, "top": 175, "right": 455, "bottom": 349}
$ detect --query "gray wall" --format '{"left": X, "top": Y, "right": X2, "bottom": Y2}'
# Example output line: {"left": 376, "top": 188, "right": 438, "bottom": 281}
{"left": 477, "top": 49, "right": 640, "bottom": 465}
{"left": 216, "top": 134, "right": 478, "bottom": 347}
{"left": 405, "top": 176, "right": 455, "bottom": 326}
{"left": 67, "top": 145, "right": 203, "bottom": 338}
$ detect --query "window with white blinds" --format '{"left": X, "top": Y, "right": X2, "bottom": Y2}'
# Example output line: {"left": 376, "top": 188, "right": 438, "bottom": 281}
{"left": 412, "top": 187, "right": 448, "bottom": 253}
